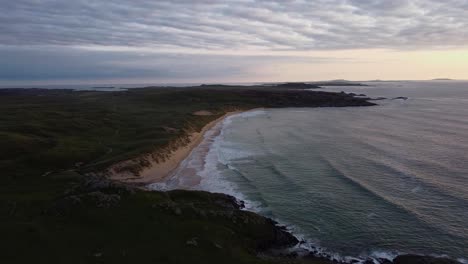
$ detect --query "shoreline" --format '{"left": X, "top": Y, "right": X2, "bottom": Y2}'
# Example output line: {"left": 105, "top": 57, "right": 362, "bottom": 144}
{"left": 105, "top": 107, "right": 466, "bottom": 264}
{"left": 107, "top": 109, "right": 251, "bottom": 185}
{"left": 140, "top": 108, "right": 467, "bottom": 264}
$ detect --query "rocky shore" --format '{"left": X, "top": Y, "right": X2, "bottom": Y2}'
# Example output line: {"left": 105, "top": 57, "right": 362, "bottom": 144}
{"left": 49, "top": 174, "right": 463, "bottom": 264}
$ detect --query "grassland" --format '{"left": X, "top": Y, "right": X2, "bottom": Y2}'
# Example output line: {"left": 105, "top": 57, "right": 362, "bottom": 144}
{"left": 0, "top": 85, "right": 378, "bottom": 263}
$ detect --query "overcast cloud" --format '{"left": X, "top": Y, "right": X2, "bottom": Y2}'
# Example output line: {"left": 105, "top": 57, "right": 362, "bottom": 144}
{"left": 1, "top": 0, "right": 468, "bottom": 83}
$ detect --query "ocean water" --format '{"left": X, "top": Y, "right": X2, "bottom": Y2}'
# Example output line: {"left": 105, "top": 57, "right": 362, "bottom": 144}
{"left": 151, "top": 81, "right": 468, "bottom": 262}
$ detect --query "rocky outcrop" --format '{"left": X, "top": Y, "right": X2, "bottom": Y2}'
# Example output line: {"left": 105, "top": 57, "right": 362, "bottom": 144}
{"left": 273, "top": 83, "right": 321, "bottom": 89}
{"left": 156, "top": 190, "right": 299, "bottom": 251}
{"left": 393, "top": 255, "right": 461, "bottom": 264}
{"left": 47, "top": 174, "right": 137, "bottom": 215}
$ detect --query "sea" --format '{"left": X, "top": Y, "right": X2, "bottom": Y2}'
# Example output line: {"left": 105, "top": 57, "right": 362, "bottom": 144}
{"left": 150, "top": 80, "right": 468, "bottom": 262}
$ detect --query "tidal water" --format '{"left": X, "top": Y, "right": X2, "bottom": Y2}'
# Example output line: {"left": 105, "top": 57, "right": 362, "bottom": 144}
{"left": 152, "top": 81, "right": 468, "bottom": 262}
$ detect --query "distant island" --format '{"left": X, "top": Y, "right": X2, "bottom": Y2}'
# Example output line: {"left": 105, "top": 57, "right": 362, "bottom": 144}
{"left": 272, "top": 82, "right": 320, "bottom": 89}
{"left": 309, "top": 80, "right": 368, "bottom": 86}
{"left": 260, "top": 81, "right": 368, "bottom": 88}
{"left": 199, "top": 82, "right": 321, "bottom": 89}
{"left": 432, "top": 78, "right": 454, "bottom": 81}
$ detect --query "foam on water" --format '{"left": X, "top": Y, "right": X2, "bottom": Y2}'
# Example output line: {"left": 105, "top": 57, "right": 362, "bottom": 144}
{"left": 194, "top": 110, "right": 269, "bottom": 211}
{"left": 149, "top": 109, "right": 268, "bottom": 210}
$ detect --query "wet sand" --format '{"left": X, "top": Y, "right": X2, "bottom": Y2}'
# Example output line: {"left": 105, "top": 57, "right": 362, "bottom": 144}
{"left": 153, "top": 117, "right": 225, "bottom": 190}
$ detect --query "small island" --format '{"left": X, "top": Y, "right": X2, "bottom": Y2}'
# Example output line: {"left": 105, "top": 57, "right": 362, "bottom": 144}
{"left": 309, "top": 80, "right": 369, "bottom": 86}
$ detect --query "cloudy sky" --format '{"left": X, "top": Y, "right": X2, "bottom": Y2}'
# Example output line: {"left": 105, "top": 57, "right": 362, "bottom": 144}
{"left": 1, "top": 0, "right": 468, "bottom": 85}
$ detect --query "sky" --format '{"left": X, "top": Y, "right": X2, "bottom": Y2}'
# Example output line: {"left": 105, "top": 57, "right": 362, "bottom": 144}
{"left": 1, "top": 0, "right": 468, "bottom": 85}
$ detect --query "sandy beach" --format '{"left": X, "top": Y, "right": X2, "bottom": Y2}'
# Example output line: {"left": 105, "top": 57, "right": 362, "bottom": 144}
{"left": 152, "top": 114, "right": 228, "bottom": 190}
{"left": 108, "top": 110, "right": 245, "bottom": 185}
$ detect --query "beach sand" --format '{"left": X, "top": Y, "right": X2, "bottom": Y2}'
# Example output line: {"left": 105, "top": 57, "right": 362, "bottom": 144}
{"left": 156, "top": 116, "right": 226, "bottom": 190}
{"left": 108, "top": 110, "right": 244, "bottom": 185}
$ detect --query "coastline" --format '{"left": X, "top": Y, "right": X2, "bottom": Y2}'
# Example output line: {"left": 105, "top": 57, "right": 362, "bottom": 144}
{"left": 11, "top": 85, "right": 459, "bottom": 263}
{"left": 104, "top": 106, "right": 466, "bottom": 264}
{"left": 138, "top": 107, "right": 467, "bottom": 264}
{"left": 107, "top": 110, "right": 250, "bottom": 185}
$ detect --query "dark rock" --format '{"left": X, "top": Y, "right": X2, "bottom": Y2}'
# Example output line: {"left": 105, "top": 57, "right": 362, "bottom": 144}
{"left": 392, "top": 97, "right": 408, "bottom": 100}
{"left": 214, "top": 242, "right": 223, "bottom": 249}
{"left": 378, "top": 258, "right": 394, "bottom": 264}
{"left": 47, "top": 191, "right": 120, "bottom": 215}
{"left": 235, "top": 89, "right": 376, "bottom": 107}
{"left": 173, "top": 207, "right": 182, "bottom": 215}
{"left": 214, "top": 196, "right": 241, "bottom": 210}
{"left": 393, "top": 255, "right": 461, "bottom": 264}
{"left": 86, "top": 191, "right": 121, "bottom": 208}
{"left": 65, "top": 173, "right": 137, "bottom": 196}
{"left": 257, "top": 218, "right": 299, "bottom": 251}
{"left": 274, "top": 83, "right": 321, "bottom": 89}
{"left": 304, "top": 252, "right": 339, "bottom": 264}
{"left": 186, "top": 237, "right": 198, "bottom": 246}
{"left": 309, "top": 81, "right": 368, "bottom": 87}
{"left": 47, "top": 195, "right": 83, "bottom": 215}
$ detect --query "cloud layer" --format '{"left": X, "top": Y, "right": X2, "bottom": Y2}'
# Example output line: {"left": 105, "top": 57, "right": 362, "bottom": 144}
{"left": 2, "top": 0, "right": 468, "bottom": 50}
{"left": 1, "top": 0, "right": 468, "bottom": 83}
